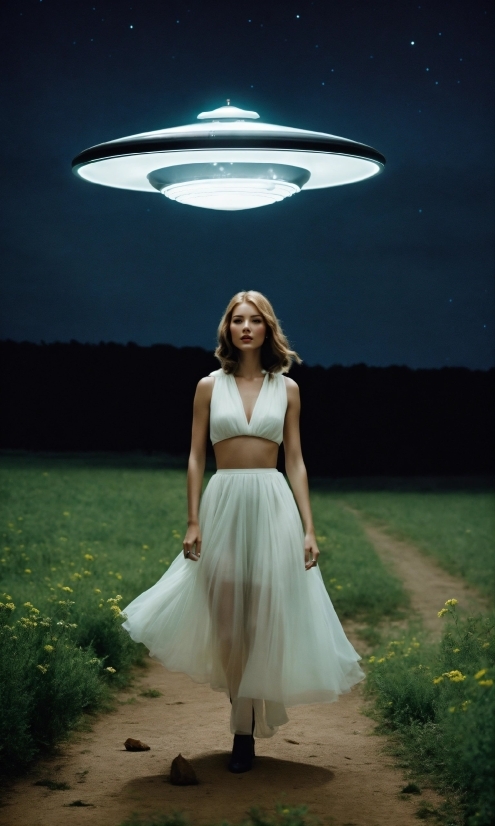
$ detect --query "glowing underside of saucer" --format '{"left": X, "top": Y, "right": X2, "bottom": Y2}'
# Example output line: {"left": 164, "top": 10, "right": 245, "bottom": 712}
{"left": 72, "top": 106, "right": 385, "bottom": 210}
{"left": 162, "top": 178, "right": 301, "bottom": 210}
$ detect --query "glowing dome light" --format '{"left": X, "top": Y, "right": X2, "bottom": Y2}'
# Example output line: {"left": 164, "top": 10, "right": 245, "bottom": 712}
{"left": 161, "top": 178, "right": 300, "bottom": 210}
{"left": 72, "top": 102, "right": 386, "bottom": 211}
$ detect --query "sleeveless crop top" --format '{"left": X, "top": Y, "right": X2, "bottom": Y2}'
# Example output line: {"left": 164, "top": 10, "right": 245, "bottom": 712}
{"left": 208, "top": 368, "right": 288, "bottom": 446}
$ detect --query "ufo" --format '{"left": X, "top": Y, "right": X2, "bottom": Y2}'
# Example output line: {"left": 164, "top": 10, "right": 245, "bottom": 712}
{"left": 72, "top": 102, "right": 386, "bottom": 211}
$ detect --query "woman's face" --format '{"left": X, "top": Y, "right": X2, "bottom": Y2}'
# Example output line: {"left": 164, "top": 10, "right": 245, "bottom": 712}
{"left": 230, "top": 301, "right": 267, "bottom": 353}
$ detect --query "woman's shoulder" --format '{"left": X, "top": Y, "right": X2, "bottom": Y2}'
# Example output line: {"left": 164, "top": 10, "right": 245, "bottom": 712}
{"left": 196, "top": 368, "right": 224, "bottom": 394}
{"left": 283, "top": 375, "right": 299, "bottom": 389}
{"left": 283, "top": 375, "right": 300, "bottom": 404}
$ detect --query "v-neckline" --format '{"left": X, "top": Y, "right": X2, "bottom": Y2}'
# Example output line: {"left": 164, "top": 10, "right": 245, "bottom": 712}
{"left": 231, "top": 371, "right": 267, "bottom": 426}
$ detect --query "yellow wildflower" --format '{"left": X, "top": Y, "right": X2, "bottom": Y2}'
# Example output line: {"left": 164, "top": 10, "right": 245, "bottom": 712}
{"left": 61, "top": 586, "right": 73, "bottom": 593}
{"left": 482, "top": 642, "right": 490, "bottom": 648}
{"left": 368, "top": 656, "right": 376, "bottom": 663}
{"left": 377, "top": 657, "right": 386, "bottom": 664}
{"left": 445, "top": 599, "right": 458, "bottom": 606}
{"left": 449, "top": 706, "right": 456, "bottom": 713}
{"left": 479, "top": 680, "right": 493, "bottom": 687}
{"left": 83, "top": 571, "right": 91, "bottom": 576}
{"left": 142, "top": 545, "right": 149, "bottom": 550}
{"left": 433, "top": 677, "right": 444, "bottom": 685}
{"left": 443, "top": 670, "right": 466, "bottom": 682}
{"left": 474, "top": 669, "right": 487, "bottom": 680}
{"left": 437, "top": 608, "right": 448, "bottom": 618}
{"left": 44, "top": 645, "right": 54, "bottom": 653}
{"left": 84, "top": 554, "right": 94, "bottom": 561}
{"left": 105, "top": 666, "right": 116, "bottom": 673}
{"left": 36, "top": 665, "right": 48, "bottom": 674}
{"left": 24, "top": 569, "right": 32, "bottom": 574}
{"left": 453, "top": 648, "right": 460, "bottom": 653}
{"left": 94, "top": 588, "right": 101, "bottom": 594}
{"left": 336, "top": 585, "right": 343, "bottom": 590}
{"left": 411, "top": 642, "right": 420, "bottom": 648}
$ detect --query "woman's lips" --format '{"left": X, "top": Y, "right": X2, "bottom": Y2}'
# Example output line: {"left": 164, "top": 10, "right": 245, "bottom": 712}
{"left": 241, "top": 337, "right": 252, "bottom": 341}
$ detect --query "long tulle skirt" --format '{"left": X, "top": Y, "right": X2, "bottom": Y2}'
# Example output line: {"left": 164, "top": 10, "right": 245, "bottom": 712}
{"left": 121, "top": 468, "right": 365, "bottom": 738}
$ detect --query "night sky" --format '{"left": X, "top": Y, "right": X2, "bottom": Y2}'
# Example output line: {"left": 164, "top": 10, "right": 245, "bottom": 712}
{"left": 1, "top": 0, "right": 493, "bottom": 369}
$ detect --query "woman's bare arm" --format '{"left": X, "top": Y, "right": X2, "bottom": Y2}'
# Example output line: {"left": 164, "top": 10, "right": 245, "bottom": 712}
{"left": 283, "top": 378, "right": 319, "bottom": 569}
{"left": 183, "top": 377, "right": 213, "bottom": 561}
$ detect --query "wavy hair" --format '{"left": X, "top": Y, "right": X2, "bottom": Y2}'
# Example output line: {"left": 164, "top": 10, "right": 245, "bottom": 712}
{"left": 214, "top": 290, "right": 302, "bottom": 377}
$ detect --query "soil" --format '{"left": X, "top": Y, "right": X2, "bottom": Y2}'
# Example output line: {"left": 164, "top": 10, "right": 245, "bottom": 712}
{"left": 1, "top": 507, "right": 487, "bottom": 826}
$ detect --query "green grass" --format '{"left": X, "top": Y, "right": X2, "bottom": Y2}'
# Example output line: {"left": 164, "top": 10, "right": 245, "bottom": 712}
{"left": 309, "top": 491, "right": 407, "bottom": 621}
{"left": 0, "top": 452, "right": 195, "bottom": 772}
{"left": 0, "top": 451, "right": 405, "bottom": 774}
{"left": 364, "top": 603, "right": 495, "bottom": 826}
{"left": 337, "top": 488, "right": 495, "bottom": 602}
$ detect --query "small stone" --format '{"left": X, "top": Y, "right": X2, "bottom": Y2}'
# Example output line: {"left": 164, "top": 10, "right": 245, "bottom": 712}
{"left": 170, "top": 753, "right": 198, "bottom": 785}
{"left": 124, "top": 738, "right": 150, "bottom": 751}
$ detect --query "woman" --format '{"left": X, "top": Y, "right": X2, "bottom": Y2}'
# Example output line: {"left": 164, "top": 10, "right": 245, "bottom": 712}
{"left": 122, "top": 290, "right": 365, "bottom": 774}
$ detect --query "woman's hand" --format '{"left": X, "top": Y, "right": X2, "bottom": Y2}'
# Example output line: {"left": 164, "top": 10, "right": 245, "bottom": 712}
{"left": 304, "top": 532, "right": 320, "bottom": 571}
{"left": 183, "top": 522, "right": 202, "bottom": 561}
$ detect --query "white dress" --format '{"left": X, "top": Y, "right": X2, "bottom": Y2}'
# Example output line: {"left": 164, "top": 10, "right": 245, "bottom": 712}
{"left": 122, "top": 368, "right": 365, "bottom": 738}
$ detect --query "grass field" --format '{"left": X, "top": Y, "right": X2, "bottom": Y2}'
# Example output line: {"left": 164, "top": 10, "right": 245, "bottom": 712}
{"left": 1, "top": 453, "right": 494, "bottom": 825}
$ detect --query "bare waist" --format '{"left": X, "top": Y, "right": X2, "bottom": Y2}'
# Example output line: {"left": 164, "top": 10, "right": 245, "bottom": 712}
{"left": 215, "top": 468, "right": 279, "bottom": 474}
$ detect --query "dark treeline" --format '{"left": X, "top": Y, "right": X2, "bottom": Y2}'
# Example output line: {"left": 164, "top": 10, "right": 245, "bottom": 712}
{"left": 1, "top": 340, "right": 493, "bottom": 476}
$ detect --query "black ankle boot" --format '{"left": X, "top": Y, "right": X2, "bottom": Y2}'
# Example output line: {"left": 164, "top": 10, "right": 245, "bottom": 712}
{"left": 228, "top": 734, "right": 253, "bottom": 773}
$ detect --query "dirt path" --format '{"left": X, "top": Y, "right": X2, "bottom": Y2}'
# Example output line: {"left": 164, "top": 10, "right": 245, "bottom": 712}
{"left": 344, "top": 505, "right": 488, "bottom": 639}
{"left": 1, "top": 506, "right": 486, "bottom": 826}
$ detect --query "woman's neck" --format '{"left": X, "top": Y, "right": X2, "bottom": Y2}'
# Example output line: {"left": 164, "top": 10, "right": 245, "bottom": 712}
{"left": 235, "top": 351, "right": 263, "bottom": 379}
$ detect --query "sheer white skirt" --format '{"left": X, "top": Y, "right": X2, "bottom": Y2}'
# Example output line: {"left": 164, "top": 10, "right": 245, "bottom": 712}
{"left": 121, "top": 469, "right": 365, "bottom": 738}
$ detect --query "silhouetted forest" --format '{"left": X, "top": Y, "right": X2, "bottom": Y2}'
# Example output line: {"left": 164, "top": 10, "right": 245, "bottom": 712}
{"left": 1, "top": 340, "right": 493, "bottom": 476}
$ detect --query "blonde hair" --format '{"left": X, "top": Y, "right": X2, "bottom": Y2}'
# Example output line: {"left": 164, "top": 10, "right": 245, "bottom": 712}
{"left": 214, "top": 290, "right": 302, "bottom": 376}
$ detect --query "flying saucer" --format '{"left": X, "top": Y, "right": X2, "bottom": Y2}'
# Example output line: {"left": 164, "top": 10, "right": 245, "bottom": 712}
{"left": 72, "top": 102, "right": 386, "bottom": 211}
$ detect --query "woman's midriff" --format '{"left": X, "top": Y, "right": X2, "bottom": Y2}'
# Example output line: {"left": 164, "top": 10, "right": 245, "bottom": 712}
{"left": 213, "top": 435, "right": 279, "bottom": 469}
